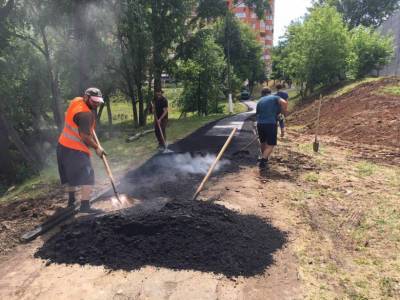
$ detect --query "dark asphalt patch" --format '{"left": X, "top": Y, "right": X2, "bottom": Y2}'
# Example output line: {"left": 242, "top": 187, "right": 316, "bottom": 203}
{"left": 35, "top": 200, "right": 286, "bottom": 277}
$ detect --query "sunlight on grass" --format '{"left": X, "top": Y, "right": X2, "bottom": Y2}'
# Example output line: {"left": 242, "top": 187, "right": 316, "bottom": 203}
{"left": 304, "top": 172, "right": 319, "bottom": 183}
{"left": 333, "top": 77, "right": 381, "bottom": 98}
{"left": 355, "top": 161, "right": 377, "bottom": 177}
{"left": 380, "top": 85, "right": 400, "bottom": 96}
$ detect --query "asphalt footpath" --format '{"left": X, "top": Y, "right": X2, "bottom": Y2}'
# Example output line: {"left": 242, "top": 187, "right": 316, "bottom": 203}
{"left": 35, "top": 101, "right": 287, "bottom": 277}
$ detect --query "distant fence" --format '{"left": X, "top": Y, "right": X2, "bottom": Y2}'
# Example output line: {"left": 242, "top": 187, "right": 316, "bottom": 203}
{"left": 378, "top": 10, "right": 400, "bottom": 76}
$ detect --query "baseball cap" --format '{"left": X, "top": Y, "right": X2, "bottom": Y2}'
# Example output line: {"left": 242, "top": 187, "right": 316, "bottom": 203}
{"left": 85, "top": 87, "right": 104, "bottom": 103}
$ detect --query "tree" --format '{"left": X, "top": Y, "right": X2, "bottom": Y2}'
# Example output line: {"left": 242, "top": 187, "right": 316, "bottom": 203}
{"left": 271, "top": 40, "right": 291, "bottom": 84}
{"left": 282, "top": 6, "right": 349, "bottom": 97}
{"left": 347, "top": 26, "right": 394, "bottom": 78}
{"left": 214, "top": 15, "right": 266, "bottom": 93}
{"left": 176, "top": 32, "right": 226, "bottom": 115}
{"left": 314, "top": 0, "right": 400, "bottom": 28}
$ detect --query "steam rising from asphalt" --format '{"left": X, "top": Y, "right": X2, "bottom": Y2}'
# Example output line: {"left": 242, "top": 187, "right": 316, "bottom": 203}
{"left": 160, "top": 153, "right": 230, "bottom": 175}
{"left": 109, "top": 153, "right": 230, "bottom": 209}
{"left": 111, "top": 194, "right": 131, "bottom": 210}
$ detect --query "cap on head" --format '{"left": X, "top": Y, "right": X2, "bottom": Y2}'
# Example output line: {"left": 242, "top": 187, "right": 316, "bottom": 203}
{"left": 85, "top": 87, "right": 104, "bottom": 103}
{"left": 261, "top": 87, "right": 271, "bottom": 96}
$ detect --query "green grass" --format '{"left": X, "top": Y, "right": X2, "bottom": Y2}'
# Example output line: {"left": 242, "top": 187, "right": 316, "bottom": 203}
{"left": 304, "top": 172, "right": 319, "bottom": 183}
{"left": 355, "top": 161, "right": 377, "bottom": 177}
{"left": 333, "top": 77, "right": 381, "bottom": 98}
{"left": 380, "top": 85, "right": 400, "bottom": 96}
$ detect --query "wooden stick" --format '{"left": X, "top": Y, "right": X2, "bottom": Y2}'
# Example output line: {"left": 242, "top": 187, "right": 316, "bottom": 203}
{"left": 192, "top": 128, "right": 237, "bottom": 200}
{"left": 93, "top": 130, "right": 122, "bottom": 203}
{"left": 315, "top": 94, "right": 323, "bottom": 142}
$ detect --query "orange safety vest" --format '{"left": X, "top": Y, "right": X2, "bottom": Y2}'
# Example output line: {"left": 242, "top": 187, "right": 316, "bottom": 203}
{"left": 58, "top": 97, "right": 95, "bottom": 156}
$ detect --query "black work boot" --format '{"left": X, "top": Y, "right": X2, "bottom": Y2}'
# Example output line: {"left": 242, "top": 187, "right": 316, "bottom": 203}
{"left": 258, "top": 158, "right": 269, "bottom": 169}
{"left": 79, "top": 200, "right": 103, "bottom": 214}
{"left": 67, "top": 192, "right": 76, "bottom": 207}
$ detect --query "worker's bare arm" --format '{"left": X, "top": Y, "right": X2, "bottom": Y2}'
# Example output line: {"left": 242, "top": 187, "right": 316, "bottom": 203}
{"left": 279, "top": 98, "right": 288, "bottom": 116}
{"left": 80, "top": 132, "right": 99, "bottom": 150}
{"left": 159, "top": 107, "right": 168, "bottom": 122}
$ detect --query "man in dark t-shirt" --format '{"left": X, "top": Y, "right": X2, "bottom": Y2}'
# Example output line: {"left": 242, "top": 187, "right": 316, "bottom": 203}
{"left": 275, "top": 84, "right": 289, "bottom": 138}
{"left": 151, "top": 90, "right": 169, "bottom": 149}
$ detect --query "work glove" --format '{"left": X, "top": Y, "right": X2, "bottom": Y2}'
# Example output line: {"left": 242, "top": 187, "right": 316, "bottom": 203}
{"left": 95, "top": 145, "right": 107, "bottom": 158}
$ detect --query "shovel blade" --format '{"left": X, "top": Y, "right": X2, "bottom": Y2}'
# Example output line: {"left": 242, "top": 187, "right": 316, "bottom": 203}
{"left": 313, "top": 141, "right": 320, "bottom": 152}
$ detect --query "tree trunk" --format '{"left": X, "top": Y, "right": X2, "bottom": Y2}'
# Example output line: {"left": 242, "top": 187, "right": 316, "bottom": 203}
{"left": 118, "top": 31, "right": 138, "bottom": 127}
{"left": 0, "top": 111, "right": 40, "bottom": 171}
{"left": 0, "top": 118, "right": 12, "bottom": 180}
{"left": 151, "top": 0, "right": 163, "bottom": 93}
{"left": 0, "top": 0, "right": 14, "bottom": 19}
{"left": 105, "top": 97, "right": 112, "bottom": 127}
{"left": 129, "top": 90, "right": 138, "bottom": 127}
{"left": 39, "top": 25, "right": 63, "bottom": 131}
{"left": 97, "top": 104, "right": 105, "bottom": 124}
{"left": 73, "top": 2, "right": 89, "bottom": 94}
{"left": 137, "top": 83, "right": 145, "bottom": 126}
{"left": 153, "top": 50, "right": 162, "bottom": 93}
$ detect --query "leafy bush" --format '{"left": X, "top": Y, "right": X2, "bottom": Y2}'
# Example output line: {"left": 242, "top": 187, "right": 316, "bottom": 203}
{"left": 347, "top": 26, "right": 394, "bottom": 79}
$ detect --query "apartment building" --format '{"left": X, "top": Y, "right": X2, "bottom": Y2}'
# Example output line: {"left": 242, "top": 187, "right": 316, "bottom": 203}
{"left": 227, "top": 0, "right": 275, "bottom": 67}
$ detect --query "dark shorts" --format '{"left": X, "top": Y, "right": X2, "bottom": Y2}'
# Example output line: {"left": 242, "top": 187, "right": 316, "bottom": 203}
{"left": 257, "top": 123, "right": 278, "bottom": 145}
{"left": 57, "top": 143, "right": 94, "bottom": 186}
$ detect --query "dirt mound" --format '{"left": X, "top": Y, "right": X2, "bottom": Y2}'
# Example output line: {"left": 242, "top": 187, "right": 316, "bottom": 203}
{"left": 0, "top": 186, "right": 66, "bottom": 256}
{"left": 35, "top": 200, "right": 286, "bottom": 277}
{"left": 289, "top": 78, "right": 400, "bottom": 149}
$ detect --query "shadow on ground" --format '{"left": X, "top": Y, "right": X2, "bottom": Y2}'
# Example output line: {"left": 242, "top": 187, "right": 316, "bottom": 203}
{"left": 36, "top": 200, "right": 286, "bottom": 277}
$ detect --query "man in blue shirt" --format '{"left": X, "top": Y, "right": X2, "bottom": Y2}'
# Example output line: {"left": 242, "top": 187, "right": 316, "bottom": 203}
{"left": 256, "top": 87, "right": 288, "bottom": 169}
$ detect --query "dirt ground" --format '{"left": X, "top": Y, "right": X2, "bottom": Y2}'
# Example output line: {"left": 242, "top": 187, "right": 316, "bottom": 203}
{"left": 289, "top": 77, "right": 400, "bottom": 153}
{"left": 0, "top": 90, "right": 399, "bottom": 299}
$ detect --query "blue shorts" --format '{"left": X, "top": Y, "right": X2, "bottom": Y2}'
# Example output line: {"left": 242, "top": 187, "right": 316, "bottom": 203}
{"left": 257, "top": 123, "right": 277, "bottom": 146}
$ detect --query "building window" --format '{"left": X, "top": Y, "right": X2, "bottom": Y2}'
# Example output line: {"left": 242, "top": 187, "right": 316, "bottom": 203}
{"left": 235, "top": 12, "right": 246, "bottom": 18}
{"left": 266, "top": 15, "right": 273, "bottom": 20}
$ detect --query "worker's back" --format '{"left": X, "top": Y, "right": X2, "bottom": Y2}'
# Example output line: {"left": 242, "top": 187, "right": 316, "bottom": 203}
{"left": 256, "top": 95, "right": 280, "bottom": 124}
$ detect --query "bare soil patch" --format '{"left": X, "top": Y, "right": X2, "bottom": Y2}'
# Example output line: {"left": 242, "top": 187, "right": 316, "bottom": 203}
{"left": 289, "top": 77, "right": 400, "bottom": 151}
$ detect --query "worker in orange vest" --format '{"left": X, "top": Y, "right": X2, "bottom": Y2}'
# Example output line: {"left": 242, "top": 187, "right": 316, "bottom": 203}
{"left": 57, "top": 87, "right": 106, "bottom": 213}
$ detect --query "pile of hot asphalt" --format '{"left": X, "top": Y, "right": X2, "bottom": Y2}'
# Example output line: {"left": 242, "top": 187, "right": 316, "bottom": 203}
{"left": 36, "top": 200, "right": 286, "bottom": 277}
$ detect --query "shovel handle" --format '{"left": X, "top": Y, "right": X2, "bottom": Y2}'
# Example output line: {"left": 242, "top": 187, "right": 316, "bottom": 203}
{"left": 92, "top": 130, "right": 121, "bottom": 201}
{"left": 315, "top": 95, "right": 322, "bottom": 140}
{"left": 192, "top": 128, "right": 237, "bottom": 200}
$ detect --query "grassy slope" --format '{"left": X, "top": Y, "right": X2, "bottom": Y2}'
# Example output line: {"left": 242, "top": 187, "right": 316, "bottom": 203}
{"left": 285, "top": 78, "right": 400, "bottom": 299}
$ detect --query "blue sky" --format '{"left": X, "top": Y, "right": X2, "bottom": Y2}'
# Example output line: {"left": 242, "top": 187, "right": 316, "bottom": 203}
{"left": 274, "top": 0, "right": 313, "bottom": 45}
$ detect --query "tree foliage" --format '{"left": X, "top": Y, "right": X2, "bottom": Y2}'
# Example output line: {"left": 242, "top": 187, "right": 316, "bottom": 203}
{"left": 176, "top": 32, "right": 226, "bottom": 115}
{"left": 314, "top": 0, "right": 400, "bottom": 28}
{"left": 347, "top": 26, "right": 394, "bottom": 78}
{"left": 215, "top": 14, "right": 266, "bottom": 92}
{"left": 0, "top": 0, "right": 267, "bottom": 185}
{"left": 282, "top": 6, "right": 349, "bottom": 96}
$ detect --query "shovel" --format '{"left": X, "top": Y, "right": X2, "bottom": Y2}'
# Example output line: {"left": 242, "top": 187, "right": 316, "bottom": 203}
{"left": 93, "top": 130, "right": 123, "bottom": 205}
{"left": 313, "top": 95, "right": 323, "bottom": 153}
